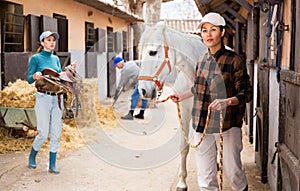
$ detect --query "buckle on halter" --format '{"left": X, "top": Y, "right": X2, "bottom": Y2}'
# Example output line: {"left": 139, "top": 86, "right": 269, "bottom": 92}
{"left": 153, "top": 77, "right": 157, "bottom": 81}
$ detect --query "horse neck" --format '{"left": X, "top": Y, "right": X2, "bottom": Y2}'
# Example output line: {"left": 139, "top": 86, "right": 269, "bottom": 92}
{"left": 166, "top": 30, "right": 204, "bottom": 83}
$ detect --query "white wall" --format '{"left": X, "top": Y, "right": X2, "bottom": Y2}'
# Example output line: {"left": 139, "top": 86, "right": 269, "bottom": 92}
{"left": 97, "top": 53, "right": 108, "bottom": 101}
{"left": 268, "top": 68, "right": 280, "bottom": 191}
{"left": 70, "top": 49, "right": 85, "bottom": 79}
{"left": 114, "top": 52, "right": 123, "bottom": 92}
{"left": 128, "top": 26, "right": 135, "bottom": 61}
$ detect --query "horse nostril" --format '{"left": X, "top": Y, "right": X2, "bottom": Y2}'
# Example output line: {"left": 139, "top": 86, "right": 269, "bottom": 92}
{"left": 151, "top": 89, "right": 157, "bottom": 100}
{"left": 142, "top": 89, "right": 146, "bottom": 96}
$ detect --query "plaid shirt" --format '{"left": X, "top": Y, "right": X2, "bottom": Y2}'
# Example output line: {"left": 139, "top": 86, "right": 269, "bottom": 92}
{"left": 191, "top": 46, "right": 252, "bottom": 133}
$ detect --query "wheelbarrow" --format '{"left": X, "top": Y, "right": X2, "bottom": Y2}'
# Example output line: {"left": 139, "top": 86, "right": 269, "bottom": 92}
{"left": 0, "top": 106, "right": 37, "bottom": 137}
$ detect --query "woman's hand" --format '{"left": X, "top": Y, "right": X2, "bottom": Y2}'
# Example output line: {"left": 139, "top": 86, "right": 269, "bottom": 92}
{"left": 170, "top": 94, "right": 182, "bottom": 103}
{"left": 71, "top": 60, "right": 77, "bottom": 68}
{"left": 170, "top": 91, "right": 193, "bottom": 103}
{"left": 208, "top": 99, "right": 228, "bottom": 111}
{"left": 208, "top": 97, "right": 238, "bottom": 111}
{"left": 33, "top": 72, "right": 43, "bottom": 80}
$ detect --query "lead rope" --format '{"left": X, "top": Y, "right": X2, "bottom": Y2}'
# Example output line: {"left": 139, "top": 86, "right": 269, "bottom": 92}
{"left": 219, "top": 110, "right": 223, "bottom": 191}
{"left": 156, "top": 96, "right": 223, "bottom": 191}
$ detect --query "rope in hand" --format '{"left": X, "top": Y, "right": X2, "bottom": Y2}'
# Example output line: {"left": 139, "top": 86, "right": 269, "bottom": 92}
{"left": 156, "top": 95, "right": 224, "bottom": 191}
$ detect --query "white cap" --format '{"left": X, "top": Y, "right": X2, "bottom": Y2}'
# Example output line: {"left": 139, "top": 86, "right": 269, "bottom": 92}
{"left": 198, "top": 12, "right": 226, "bottom": 30}
{"left": 39, "top": 31, "right": 59, "bottom": 42}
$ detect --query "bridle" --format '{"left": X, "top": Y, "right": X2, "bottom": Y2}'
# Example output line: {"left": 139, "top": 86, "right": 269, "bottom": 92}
{"left": 138, "top": 41, "right": 172, "bottom": 92}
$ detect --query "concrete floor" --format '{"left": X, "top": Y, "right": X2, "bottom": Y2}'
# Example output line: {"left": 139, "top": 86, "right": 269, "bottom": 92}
{"left": 0, "top": 85, "right": 270, "bottom": 191}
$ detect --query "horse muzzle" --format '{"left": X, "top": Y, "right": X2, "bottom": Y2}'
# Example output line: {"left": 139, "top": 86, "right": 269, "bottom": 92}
{"left": 138, "top": 81, "right": 157, "bottom": 100}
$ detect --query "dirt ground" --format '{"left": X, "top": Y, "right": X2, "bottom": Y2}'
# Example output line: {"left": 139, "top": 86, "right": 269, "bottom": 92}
{"left": 0, "top": 82, "right": 270, "bottom": 191}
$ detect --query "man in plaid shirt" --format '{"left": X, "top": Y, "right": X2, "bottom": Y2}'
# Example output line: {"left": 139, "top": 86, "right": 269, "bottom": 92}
{"left": 171, "top": 12, "right": 252, "bottom": 191}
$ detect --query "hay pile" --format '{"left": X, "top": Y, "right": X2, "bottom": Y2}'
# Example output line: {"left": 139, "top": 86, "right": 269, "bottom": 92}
{"left": 0, "top": 78, "right": 120, "bottom": 154}
{"left": 95, "top": 103, "right": 118, "bottom": 128}
{"left": 0, "top": 128, "right": 33, "bottom": 153}
{"left": 0, "top": 122, "right": 84, "bottom": 154}
{"left": 93, "top": 86, "right": 118, "bottom": 128}
{"left": 0, "top": 79, "right": 84, "bottom": 154}
{"left": 0, "top": 79, "right": 36, "bottom": 108}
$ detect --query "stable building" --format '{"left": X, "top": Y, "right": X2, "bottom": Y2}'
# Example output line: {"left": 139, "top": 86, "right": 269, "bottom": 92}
{"left": 0, "top": 0, "right": 142, "bottom": 100}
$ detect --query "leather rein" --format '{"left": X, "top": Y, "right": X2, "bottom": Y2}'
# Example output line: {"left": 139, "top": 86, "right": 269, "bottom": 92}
{"left": 138, "top": 41, "right": 172, "bottom": 91}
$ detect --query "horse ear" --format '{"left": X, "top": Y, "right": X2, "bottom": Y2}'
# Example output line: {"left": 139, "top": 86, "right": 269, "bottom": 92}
{"left": 163, "top": 19, "right": 167, "bottom": 25}
{"left": 162, "top": 20, "right": 167, "bottom": 34}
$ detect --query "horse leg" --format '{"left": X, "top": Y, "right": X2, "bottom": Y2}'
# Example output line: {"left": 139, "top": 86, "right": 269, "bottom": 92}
{"left": 176, "top": 98, "right": 192, "bottom": 191}
{"left": 176, "top": 137, "right": 189, "bottom": 191}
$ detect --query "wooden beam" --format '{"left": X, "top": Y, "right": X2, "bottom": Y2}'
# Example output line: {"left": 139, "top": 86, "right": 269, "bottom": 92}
{"left": 194, "top": 0, "right": 210, "bottom": 15}
{"left": 235, "top": 22, "right": 241, "bottom": 54}
{"left": 213, "top": 3, "right": 246, "bottom": 24}
{"left": 222, "top": 14, "right": 236, "bottom": 28}
{"left": 233, "top": 0, "right": 253, "bottom": 12}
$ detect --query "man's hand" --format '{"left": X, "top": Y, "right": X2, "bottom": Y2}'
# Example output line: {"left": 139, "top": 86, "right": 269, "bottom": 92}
{"left": 112, "top": 90, "right": 121, "bottom": 106}
{"left": 113, "top": 90, "right": 120, "bottom": 100}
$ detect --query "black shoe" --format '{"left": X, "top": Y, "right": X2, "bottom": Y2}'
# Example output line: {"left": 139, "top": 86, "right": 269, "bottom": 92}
{"left": 134, "top": 110, "right": 145, "bottom": 119}
{"left": 243, "top": 185, "right": 248, "bottom": 191}
{"left": 134, "top": 113, "right": 144, "bottom": 119}
{"left": 121, "top": 113, "right": 133, "bottom": 120}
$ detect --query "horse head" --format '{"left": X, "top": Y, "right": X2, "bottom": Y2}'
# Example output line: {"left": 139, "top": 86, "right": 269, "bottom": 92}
{"left": 138, "top": 22, "right": 207, "bottom": 100}
{"left": 138, "top": 23, "right": 178, "bottom": 99}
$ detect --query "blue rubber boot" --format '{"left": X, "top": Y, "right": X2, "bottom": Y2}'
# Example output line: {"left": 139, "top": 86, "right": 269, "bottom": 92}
{"left": 49, "top": 152, "right": 60, "bottom": 174}
{"left": 28, "top": 147, "right": 38, "bottom": 169}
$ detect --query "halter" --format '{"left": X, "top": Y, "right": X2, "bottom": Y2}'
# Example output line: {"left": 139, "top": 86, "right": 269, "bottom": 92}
{"left": 138, "top": 41, "right": 172, "bottom": 91}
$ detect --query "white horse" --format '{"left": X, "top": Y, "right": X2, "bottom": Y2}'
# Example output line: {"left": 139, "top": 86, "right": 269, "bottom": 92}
{"left": 138, "top": 23, "right": 207, "bottom": 191}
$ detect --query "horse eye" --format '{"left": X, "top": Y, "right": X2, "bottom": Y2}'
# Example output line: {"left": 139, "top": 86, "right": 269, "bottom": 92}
{"left": 149, "top": 50, "right": 157, "bottom": 56}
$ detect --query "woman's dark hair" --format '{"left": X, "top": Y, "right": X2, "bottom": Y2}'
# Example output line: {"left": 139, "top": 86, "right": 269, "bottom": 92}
{"left": 219, "top": 26, "right": 226, "bottom": 47}
{"left": 219, "top": 26, "right": 225, "bottom": 31}
{"left": 36, "top": 45, "right": 43, "bottom": 53}
{"left": 36, "top": 40, "right": 43, "bottom": 53}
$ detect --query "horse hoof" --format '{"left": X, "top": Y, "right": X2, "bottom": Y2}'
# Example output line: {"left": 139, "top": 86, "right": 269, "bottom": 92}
{"left": 176, "top": 187, "right": 188, "bottom": 191}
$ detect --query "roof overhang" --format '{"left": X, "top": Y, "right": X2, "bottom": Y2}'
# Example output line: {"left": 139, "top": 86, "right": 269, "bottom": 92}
{"left": 194, "top": 0, "right": 257, "bottom": 31}
{"left": 73, "top": 0, "right": 144, "bottom": 23}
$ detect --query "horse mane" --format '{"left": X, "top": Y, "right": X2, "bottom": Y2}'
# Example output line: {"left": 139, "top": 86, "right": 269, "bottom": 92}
{"left": 138, "top": 22, "right": 202, "bottom": 56}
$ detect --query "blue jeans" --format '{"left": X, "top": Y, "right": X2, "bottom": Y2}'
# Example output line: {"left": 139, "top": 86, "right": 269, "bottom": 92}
{"left": 130, "top": 85, "right": 148, "bottom": 110}
{"left": 32, "top": 92, "right": 64, "bottom": 153}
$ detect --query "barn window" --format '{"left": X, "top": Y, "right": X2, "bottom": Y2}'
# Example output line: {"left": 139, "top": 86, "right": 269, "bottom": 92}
{"left": 122, "top": 31, "right": 127, "bottom": 52}
{"left": 85, "top": 22, "right": 95, "bottom": 52}
{"left": 53, "top": 13, "right": 68, "bottom": 52}
{"left": 107, "top": 26, "right": 114, "bottom": 52}
{"left": 0, "top": 1, "right": 24, "bottom": 52}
